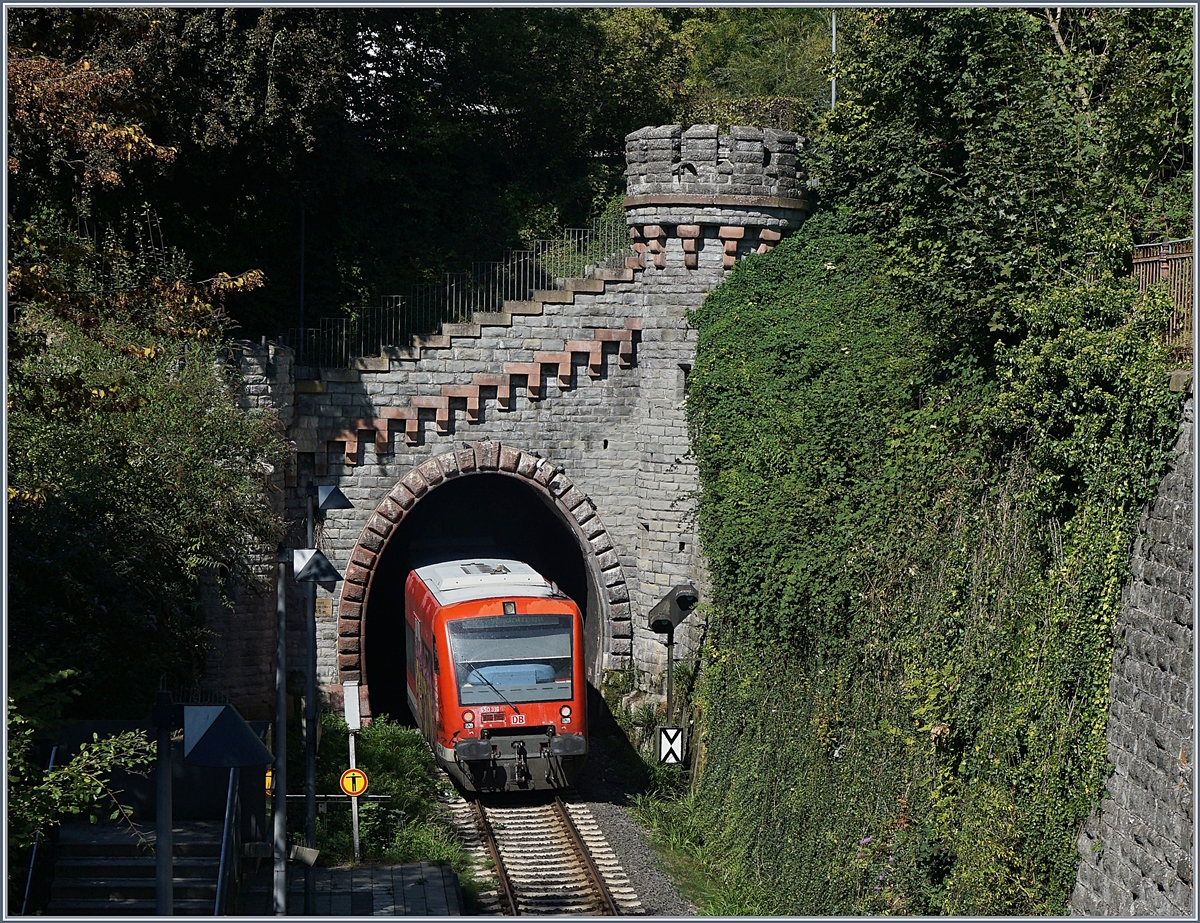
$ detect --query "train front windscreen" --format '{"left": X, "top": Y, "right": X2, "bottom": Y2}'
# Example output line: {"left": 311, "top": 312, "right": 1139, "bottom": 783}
{"left": 446, "top": 614, "right": 573, "bottom": 705}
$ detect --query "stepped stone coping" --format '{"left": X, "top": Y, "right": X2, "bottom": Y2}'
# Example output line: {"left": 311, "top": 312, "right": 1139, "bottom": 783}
{"left": 594, "top": 267, "right": 635, "bottom": 282}
{"left": 315, "top": 320, "right": 641, "bottom": 459}
{"left": 293, "top": 267, "right": 640, "bottom": 381}
{"left": 565, "top": 278, "right": 606, "bottom": 293}
{"left": 532, "top": 289, "right": 575, "bottom": 303}
{"left": 382, "top": 345, "right": 420, "bottom": 361}
{"left": 502, "top": 300, "right": 547, "bottom": 315}
{"left": 335, "top": 442, "right": 633, "bottom": 692}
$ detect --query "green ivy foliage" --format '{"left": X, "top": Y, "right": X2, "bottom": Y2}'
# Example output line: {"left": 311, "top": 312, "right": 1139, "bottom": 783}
{"left": 663, "top": 212, "right": 1182, "bottom": 914}
{"left": 688, "top": 214, "right": 991, "bottom": 656}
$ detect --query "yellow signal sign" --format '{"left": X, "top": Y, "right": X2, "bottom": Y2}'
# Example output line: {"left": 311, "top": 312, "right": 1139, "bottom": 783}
{"left": 339, "top": 768, "right": 369, "bottom": 797}
{"left": 265, "top": 768, "right": 274, "bottom": 795}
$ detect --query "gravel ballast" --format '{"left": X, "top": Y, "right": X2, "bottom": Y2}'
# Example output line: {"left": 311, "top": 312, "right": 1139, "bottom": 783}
{"left": 571, "top": 728, "right": 698, "bottom": 917}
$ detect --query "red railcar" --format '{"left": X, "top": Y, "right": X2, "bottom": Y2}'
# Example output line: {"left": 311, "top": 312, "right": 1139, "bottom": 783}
{"left": 405, "top": 559, "right": 588, "bottom": 792}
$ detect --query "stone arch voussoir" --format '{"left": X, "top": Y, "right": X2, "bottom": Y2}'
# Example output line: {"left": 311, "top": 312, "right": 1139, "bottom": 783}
{"left": 335, "top": 441, "right": 632, "bottom": 689}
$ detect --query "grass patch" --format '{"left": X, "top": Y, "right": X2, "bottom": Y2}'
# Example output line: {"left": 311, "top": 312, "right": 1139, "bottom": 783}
{"left": 286, "top": 712, "right": 483, "bottom": 908}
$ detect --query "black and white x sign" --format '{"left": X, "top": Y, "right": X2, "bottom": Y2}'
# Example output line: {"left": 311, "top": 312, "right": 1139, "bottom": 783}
{"left": 659, "top": 727, "right": 684, "bottom": 764}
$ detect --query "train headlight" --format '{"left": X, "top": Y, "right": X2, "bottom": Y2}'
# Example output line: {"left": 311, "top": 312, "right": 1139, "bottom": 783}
{"left": 462, "top": 710, "right": 475, "bottom": 723}
{"left": 559, "top": 705, "right": 572, "bottom": 719}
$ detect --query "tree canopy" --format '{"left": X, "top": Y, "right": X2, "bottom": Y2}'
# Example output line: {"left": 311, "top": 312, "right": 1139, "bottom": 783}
{"left": 815, "top": 7, "right": 1192, "bottom": 359}
{"left": 6, "top": 6, "right": 835, "bottom": 337}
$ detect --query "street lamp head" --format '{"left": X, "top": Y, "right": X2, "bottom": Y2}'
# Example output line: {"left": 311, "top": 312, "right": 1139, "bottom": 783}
{"left": 315, "top": 484, "right": 354, "bottom": 511}
{"left": 293, "top": 548, "right": 344, "bottom": 584}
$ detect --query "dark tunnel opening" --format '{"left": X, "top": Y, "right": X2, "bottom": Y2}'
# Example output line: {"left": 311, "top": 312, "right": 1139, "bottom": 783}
{"left": 361, "top": 472, "right": 592, "bottom": 724}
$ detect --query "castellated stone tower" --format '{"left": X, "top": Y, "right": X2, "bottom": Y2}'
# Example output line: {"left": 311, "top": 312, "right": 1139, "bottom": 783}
{"left": 621, "top": 124, "right": 808, "bottom": 680}
{"left": 624, "top": 124, "right": 806, "bottom": 265}
{"left": 215, "top": 126, "right": 809, "bottom": 722}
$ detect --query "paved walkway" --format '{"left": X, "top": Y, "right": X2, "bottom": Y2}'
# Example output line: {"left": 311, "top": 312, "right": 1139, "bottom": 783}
{"left": 238, "top": 861, "right": 463, "bottom": 915}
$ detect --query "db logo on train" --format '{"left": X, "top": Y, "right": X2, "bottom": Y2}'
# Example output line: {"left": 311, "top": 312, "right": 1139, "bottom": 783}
{"left": 339, "top": 768, "right": 369, "bottom": 797}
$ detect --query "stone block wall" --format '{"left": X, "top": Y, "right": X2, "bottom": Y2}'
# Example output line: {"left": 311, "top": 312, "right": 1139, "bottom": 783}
{"left": 282, "top": 269, "right": 648, "bottom": 699}
{"left": 626, "top": 218, "right": 723, "bottom": 676}
{"left": 219, "top": 125, "right": 813, "bottom": 716}
{"left": 233, "top": 339, "right": 294, "bottom": 428}
{"left": 202, "top": 340, "right": 295, "bottom": 720}
{"left": 1071, "top": 391, "right": 1194, "bottom": 916}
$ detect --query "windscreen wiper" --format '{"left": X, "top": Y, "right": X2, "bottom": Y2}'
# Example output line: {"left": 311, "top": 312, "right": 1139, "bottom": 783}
{"left": 463, "top": 661, "right": 521, "bottom": 715}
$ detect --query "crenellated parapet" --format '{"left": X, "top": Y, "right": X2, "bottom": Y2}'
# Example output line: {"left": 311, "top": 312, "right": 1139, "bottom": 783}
{"left": 624, "top": 124, "right": 809, "bottom": 270}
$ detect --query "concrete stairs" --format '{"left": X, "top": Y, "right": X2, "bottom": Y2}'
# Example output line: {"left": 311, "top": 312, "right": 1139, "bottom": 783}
{"left": 46, "top": 820, "right": 225, "bottom": 915}
{"left": 313, "top": 267, "right": 643, "bottom": 463}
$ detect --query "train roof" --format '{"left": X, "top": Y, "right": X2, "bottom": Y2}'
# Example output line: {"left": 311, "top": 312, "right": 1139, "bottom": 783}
{"left": 413, "top": 559, "right": 560, "bottom": 607}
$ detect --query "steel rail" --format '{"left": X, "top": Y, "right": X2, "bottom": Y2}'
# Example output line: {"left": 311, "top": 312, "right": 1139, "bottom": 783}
{"left": 471, "top": 799, "right": 518, "bottom": 916}
{"left": 553, "top": 797, "right": 621, "bottom": 916}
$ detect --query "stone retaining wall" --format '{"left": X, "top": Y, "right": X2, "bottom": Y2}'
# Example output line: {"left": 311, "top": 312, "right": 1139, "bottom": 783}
{"left": 1071, "top": 390, "right": 1194, "bottom": 916}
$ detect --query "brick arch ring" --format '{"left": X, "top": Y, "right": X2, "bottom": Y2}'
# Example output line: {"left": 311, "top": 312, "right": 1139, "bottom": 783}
{"left": 335, "top": 440, "right": 634, "bottom": 696}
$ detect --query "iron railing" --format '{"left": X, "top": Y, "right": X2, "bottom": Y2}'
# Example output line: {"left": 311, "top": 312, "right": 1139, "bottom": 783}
{"left": 282, "top": 213, "right": 633, "bottom": 369}
{"left": 20, "top": 747, "right": 58, "bottom": 915}
{"left": 214, "top": 767, "right": 241, "bottom": 915}
{"left": 1133, "top": 238, "right": 1192, "bottom": 364}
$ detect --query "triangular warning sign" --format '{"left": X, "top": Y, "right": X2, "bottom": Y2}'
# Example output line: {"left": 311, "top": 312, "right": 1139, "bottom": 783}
{"left": 293, "top": 548, "right": 343, "bottom": 583}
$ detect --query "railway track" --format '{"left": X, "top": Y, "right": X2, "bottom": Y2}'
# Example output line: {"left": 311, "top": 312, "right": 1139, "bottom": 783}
{"left": 445, "top": 790, "right": 642, "bottom": 915}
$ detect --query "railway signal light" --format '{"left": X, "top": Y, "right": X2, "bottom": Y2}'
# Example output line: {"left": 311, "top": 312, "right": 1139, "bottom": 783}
{"left": 648, "top": 584, "right": 699, "bottom": 634}
{"left": 648, "top": 584, "right": 699, "bottom": 729}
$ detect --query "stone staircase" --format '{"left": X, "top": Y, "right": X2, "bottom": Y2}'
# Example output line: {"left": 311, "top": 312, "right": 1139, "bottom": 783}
{"left": 311, "top": 267, "right": 643, "bottom": 463}
{"left": 47, "top": 820, "right": 225, "bottom": 915}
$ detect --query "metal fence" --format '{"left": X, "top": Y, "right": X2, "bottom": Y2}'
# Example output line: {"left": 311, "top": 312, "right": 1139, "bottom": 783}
{"left": 282, "top": 213, "right": 632, "bottom": 369}
{"left": 1134, "top": 237, "right": 1193, "bottom": 364}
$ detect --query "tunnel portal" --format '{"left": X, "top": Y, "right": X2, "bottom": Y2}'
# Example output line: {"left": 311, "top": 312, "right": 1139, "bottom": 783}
{"left": 361, "top": 472, "right": 594, "bottom": 723}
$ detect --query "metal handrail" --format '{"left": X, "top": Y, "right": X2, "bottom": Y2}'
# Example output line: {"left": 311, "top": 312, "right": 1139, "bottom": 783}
{"left": 1133, "top": 237, "right": 1193, "bottom": 253}
{"left": 20, "top": 746, "right": 58, "bottom": 915}
{"left": 214, "top": 767, "right": 241, "bottom": 915}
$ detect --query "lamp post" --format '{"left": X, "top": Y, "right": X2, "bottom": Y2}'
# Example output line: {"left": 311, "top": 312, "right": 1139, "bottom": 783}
{"left": 831, "top": 9, "right": 838, "bottom": 110}
{"left": 271, "top": 546, "right": 289, "bottom": 915}
{"left": 153, "top": 692, "right": 174, "bottom": 916}
{"left": 296, "top": 485, "right": 353, "bottom": 914}
{"left": 271, "top": 485, "right": 351, "bottom": 916}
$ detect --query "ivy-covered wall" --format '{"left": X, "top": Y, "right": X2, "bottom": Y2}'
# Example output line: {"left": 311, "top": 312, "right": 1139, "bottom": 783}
{"left": 670, "top": 213, "right": 1186, "bottom": 915}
